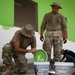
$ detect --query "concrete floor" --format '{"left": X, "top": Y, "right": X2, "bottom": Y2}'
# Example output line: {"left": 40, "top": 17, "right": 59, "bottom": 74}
{"left": 0, "top": 57, "right": 55, "bottom": 75}
{"left": 0, "top": 63, "right": 35, "bottom": 75}
{"left": 0, "top": 63, "right": 54, "bottom": 75}
{"left": 1, "top": 62, "right": 75, "bottom": 75}
{"left": 0, "top": 60, "right": 75, "bottom": 75}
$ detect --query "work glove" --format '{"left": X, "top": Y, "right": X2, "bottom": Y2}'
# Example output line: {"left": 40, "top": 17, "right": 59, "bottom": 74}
{"left": 40, "top": 34, "right": 44, "bottom": 41}
{"left": 63, "top": 36, "right": 67, "bottom": 44}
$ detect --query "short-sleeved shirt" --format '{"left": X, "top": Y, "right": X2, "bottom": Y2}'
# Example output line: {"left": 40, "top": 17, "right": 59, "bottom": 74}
{"left": 41, "top": 12, "right": 67, "bottom": 31}
{"left": 10, "top": 30, "right": 36, "bottom": 49}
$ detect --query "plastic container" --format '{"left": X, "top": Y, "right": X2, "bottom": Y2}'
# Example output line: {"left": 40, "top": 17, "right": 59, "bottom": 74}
{"left": 34, "top": 49, "right": 48, "bottom": 62}
{"left": 55, "top": 62, "right": 74, "bottom": 75}
{"left": 34, "top": 62, "right": 50, "bottom": 75}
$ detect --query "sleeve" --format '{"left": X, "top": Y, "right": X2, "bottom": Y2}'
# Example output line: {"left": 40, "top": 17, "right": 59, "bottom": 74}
{"left": 31, "top": 36, "right": 36, "bottom": 48}
{"left": 62, "top": 51, "right": 66, "bottom": 61}
{"left": 11, "top": 30, "right": 21, "bottom": 43}
{"left": 41, "top": 14, "right": 47, "bottom": 31}
{"left": 61, "top": 15, "right": 67, "bottom": 30}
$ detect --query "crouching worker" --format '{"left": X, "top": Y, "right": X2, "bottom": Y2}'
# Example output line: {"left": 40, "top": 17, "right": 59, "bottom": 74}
{"left": 2, "top": 24, "right": 37, "bottom": 75}
{"left": 60, "top": 49, "right": 75, "bottom": 63}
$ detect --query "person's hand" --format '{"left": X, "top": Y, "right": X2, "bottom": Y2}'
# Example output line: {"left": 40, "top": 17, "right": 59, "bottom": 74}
{"left": 63, "top": 36, "right": 67, "bottom": 44}
{"left": 30, "top": 48, "right": 37, "bottom": 54}
{"left": 40, "top": 34, "right": 44, "bottom": 41}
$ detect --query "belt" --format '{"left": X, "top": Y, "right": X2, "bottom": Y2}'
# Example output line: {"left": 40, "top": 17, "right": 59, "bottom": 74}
{"left": 47, "top": 29, "right": 62, "bottom": 31}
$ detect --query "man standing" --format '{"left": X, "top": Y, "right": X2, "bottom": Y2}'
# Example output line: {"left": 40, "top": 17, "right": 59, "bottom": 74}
{"left": 2, "top": 24, "right": 37, "bottom": 75}
{"left": 40, "top": 2, "right": 67, "bottom": 69}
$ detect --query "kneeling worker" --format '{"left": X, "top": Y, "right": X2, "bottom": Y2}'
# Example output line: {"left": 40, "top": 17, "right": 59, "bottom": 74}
{"left": 2, "top": 24, "right": 37, "bottom": 75}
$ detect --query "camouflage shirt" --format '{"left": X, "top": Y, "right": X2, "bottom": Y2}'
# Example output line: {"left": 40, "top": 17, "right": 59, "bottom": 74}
{"left": 41, "top": 12, "right": 67, "bottom": 31}
{"left": 10, "top": 30, "right": 36, "bottom": 49}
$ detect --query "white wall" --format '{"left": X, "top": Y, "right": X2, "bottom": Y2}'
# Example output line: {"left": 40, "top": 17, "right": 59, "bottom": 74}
{"left": 0, "top": 25, "right": 75, "bottom": 63}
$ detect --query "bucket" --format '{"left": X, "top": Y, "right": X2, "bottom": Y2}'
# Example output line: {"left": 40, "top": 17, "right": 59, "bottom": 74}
{"left": 34, "top": 49, "right": 48, "bottom": 62}
{"left": 34, "top": 62, "right": 50, "bottom": 75}
{"left": 54, "top": 62, "right": 74, "bottom": 75}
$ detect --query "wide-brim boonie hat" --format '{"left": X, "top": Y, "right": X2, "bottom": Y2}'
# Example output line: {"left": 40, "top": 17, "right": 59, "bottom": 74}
{"left": 21, "top": 24, "right": 35, "bottom": 37}
{"left": 50, "top": 2, "right": 62, "bottom": 9}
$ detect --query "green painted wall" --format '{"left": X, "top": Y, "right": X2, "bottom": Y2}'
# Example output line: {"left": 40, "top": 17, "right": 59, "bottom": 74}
{"left": 33, "top": 0, "right": 50, "bottom": 32}
{"left": 49, "top": 0, "right": 75, "bottom": 42}
{"left": 33, "top": 0, "right": 75, "bottom": 42}
{"left": 0, "top": 0, "right": 14, "bottom": 29}
{"left": 0, "top": 0, "right": 75, "bottom": 41}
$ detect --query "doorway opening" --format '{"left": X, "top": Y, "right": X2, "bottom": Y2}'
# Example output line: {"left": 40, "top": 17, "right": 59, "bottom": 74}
{"left": 14, "top": 0, "right": 38, "bottom": 31}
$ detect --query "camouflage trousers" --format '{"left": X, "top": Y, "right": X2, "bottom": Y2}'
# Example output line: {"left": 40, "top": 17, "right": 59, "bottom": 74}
{"left": 2, "top": 43, "right": 27, "bottom": 73}
{"left": 43, "top": 30, "right": 62, "bottom": 62}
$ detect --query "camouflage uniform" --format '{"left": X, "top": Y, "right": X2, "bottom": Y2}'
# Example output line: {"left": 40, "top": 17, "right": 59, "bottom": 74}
{"left": 2, "top": 30, "right": 36, "bottom": 74}
{"left": 41, "top": 12, "right": 67, "bottom": 62}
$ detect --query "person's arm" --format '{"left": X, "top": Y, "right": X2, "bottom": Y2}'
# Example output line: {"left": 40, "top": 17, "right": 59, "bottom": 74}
{"left": 61, "top": 16, "right": 67, "bottom": 43}
{"left": 13, "top": 42, "right": 36, "bottom": 53}
{"left": 60, "top": 50, "right": 66, "bottom": 62}
{"left": 63, "top": 17, "right": 67, "bottom": 38}
{"left": 31, "top": 36, "right": 37, "bottom": 53}
{"left": 12, "top": 31, "right": 36, "bottom": 53}
{"left": 40, "top": 14, "right": 47, "bottom": 41}
{"left": 60, "top": 55, "right": 65, "bottom": 62}
{"left": 31, "top": 48, "right": 37, "bottom": 54}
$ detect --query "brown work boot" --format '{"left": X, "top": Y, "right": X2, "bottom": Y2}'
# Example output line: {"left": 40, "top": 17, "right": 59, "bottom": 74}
{"left": 2, "top": 64, "right": 12, "bottom": 75}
